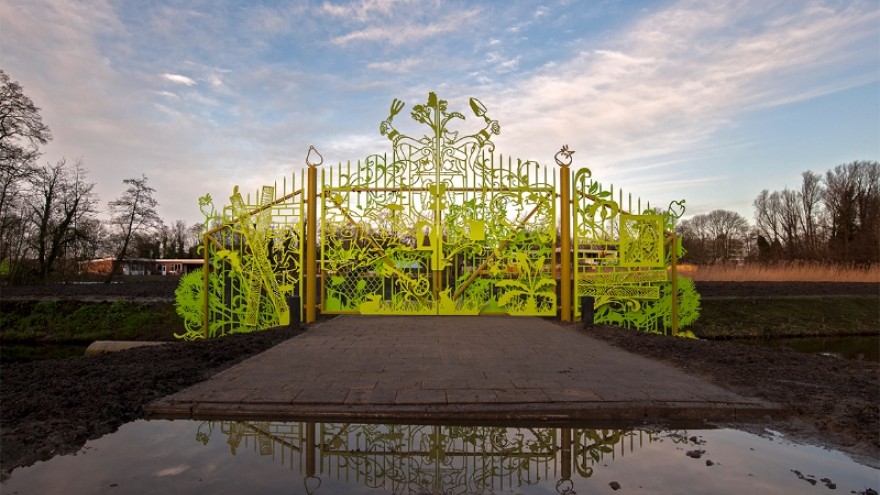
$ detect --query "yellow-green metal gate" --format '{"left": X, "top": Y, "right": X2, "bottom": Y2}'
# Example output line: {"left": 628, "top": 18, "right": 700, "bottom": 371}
{"left": 175, "top": 92, "right": 698, "bottom": 340}
{"left": 321, "top": 93, "right": 556, "bottom": 316}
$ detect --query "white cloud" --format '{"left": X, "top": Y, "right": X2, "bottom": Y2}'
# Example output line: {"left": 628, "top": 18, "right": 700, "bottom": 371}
{"left": 3, "top": 0, "right": 876, "bottom": 226}
{"left": 321, "top": 2, "right": 350, "bottom": 17}
{"left": 330, "top": 8, "right": 480, "bottom": 46}
{"left": 367, "top": 58, "right": 422, "bottom": 73}
{"left": 161, "top": 73, "right": 196, "bottom": 86}
{"left": 179, "top": 62, "right": 234, "bottom": 95}
{"left": 321, "top": 0, "right": 416, "bottom": 22}
{"left": 493, "top": 0, "right": 880, "bottom": 174}
{"left": 244, "top": 4, "right": 307, "bottom": 35}
{"left": 495, "top": 56, "right": 520, "bottom": 73}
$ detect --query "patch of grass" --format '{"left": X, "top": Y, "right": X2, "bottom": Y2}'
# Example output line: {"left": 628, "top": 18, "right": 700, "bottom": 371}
{"left": 681, "top": 262, "right": 879, "bottom": 282}
{"left": 0, "top": 301, "right": 184, "bottom": 343}
{"left": 691, "top": 296, "right": 880, "bottom": 339}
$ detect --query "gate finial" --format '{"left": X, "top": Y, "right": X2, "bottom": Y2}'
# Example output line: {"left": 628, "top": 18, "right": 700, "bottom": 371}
{"left": 306, "top": 145, "right": 323, "bottom": 168}
{"left": 555, "top": 145, "right": 575, "bottom": 167}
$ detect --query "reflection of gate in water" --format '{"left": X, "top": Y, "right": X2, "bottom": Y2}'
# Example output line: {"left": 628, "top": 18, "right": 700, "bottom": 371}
{"left": 322, "top": 93, "right": 555, "bottom": 316}
{"left": 177, "top": 92, "right": 699, "bottom": 339}
{"left": 197, "top": 420, "right": 665, "bottom": 494}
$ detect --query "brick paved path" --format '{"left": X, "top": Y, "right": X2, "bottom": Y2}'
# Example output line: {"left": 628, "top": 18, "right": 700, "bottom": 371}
{"left": 147, "top": 316, "right": 778, "bottom": 425}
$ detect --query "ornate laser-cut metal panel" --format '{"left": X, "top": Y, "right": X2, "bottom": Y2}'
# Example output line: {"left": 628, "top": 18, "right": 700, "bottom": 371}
{"left": 573, "top": 169, "right": 699, "bottom": 334}
{"left": 174, "top": 176, "right": 305, "bottom": 339}
{"left": 321, "top": 93, "right": 556, "bottom": 316}
{"left": 174, "top": 91, "right": 700, "bottom": 336}
{"left": 620, "top": 214, "right": 664, "bottom": 268}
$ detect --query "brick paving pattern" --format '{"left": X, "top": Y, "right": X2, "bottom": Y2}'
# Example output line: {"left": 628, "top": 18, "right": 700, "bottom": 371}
{"left": 147, "top": 316, "right": 779, "bottom": 425}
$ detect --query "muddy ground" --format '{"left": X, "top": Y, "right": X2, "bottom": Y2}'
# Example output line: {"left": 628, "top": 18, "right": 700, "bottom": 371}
{"left": 2, "top": 279, "right": 877, "bottom": 300}
{"left": 586, "top": 326, "right": 878, "bottom": 467}
{"left": 1, "top": 280, "right": 878, "bottom": 480}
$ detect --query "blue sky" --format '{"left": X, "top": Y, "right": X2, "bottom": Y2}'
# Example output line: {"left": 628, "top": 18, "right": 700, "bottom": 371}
{"left": 2, "top": 0, "right": 878, "bottom": 226}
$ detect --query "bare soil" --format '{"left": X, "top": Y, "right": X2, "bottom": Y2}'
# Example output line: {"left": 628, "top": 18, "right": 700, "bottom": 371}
{"left": 0, "top": 326, "right": 302, "bottom": 481}
{"left": 585, "top": 326, "right": 878, "bottom": 467}
{"left": 1, "top": 280, "right": 877, "bottom": 481}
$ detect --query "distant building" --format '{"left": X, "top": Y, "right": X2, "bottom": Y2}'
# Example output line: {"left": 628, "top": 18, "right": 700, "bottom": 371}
{"left": 79, "top": 257, "right": 203, "bottom": 276}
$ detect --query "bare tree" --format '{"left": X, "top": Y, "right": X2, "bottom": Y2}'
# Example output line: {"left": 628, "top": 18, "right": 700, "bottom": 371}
{"left": 71, "top": 216, "right": 107, "bottom": 265}
{"left": 187, "top": 222, "right": 203, "bottom": 257}
{"left": 677, "top": 209, "right": 749, "bottom": 264}
{"left": 704, "top": 209, "right": 749, "bottom": 262}
{"left": 778, "top": 188, "right": 802, "bottom": 259}
{"left": 131, "top": 219, "right": 191, "bottom": 259}
{"left": 25, "top": 158, "right": 98, "bottom": 280}
{"left": 2, "top": 203, "right": 29, "bottom": 282}
{"left": 854, "top": 161, "right": 880, "bottom": 262}
{"left": 824, "top": 163, "right": 858, "bottom": 260}
{"left": 799, "top": 171, "right": 824, "bottom": 259}
{"left": 676, "top": 214, "right": 710, "bottom": 263}
{"left": 753, "top": 189, "right": 782, "bottom": 248}
{"left": 166, "top": 219, "right": 191, "bottom": 258}
{"left": 105, "top": 175, "right": 160, "bottom": 282}
{"left": 150, "top": 219, "right": 204, "bottom": 259}
{"left": 0, "top": 70, "right": 52, "bottom": 267}
{"left": 131, "top": 230, "right": 162, "bottom": 259}
{"left": 754, "top": 161, "right": 879, "bottom": 263}
{"left": 0, "top": 70, "right": 51, "bottom": 165}
{"left": 824, "top": 161, "right": 880, "bottom": 262}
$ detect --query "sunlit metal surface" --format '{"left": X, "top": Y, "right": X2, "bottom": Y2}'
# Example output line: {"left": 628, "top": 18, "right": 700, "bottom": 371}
{"left": 174, "top": 93, "right": 699, "bottom": 336}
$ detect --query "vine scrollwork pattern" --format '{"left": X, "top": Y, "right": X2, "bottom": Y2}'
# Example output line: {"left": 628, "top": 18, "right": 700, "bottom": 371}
{"left": 174, "top": 91, "right": 699, "bottom": 335}
{"left": 322, "top": 92, "right": 557, "bottom": 316}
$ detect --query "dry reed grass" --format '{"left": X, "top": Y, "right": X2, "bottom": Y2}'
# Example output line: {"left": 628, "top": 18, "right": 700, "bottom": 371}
{"left": 680, "top": 262, "right": 880, "bottom": 282}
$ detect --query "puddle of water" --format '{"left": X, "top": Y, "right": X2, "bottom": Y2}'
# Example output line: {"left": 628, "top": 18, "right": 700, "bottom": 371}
{"left": 3, "top": 420, "right": 877, "bottom": 494}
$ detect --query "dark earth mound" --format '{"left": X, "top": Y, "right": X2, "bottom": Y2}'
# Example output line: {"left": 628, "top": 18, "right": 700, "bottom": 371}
{"left": 1, "top": 326, "right": 302, "bottom": 481}
{"left": 1, "top": 280, "right": 878, "bottom": 480}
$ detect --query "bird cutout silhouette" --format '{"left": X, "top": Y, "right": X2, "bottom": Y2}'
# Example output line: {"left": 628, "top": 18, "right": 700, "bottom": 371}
{"left": 555, "top": 145, "right": 575, "bottom": 166}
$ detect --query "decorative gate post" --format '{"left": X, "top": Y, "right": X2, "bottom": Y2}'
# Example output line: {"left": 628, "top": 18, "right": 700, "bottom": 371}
{"left": 202, "top": 232, "right": 210, "bottom": 337}
{"left": 557, "top": 146, "right": 574, "bottom": 322}
{"left": 670, "top": 232, "right": 679, "bottom": 336}
{"left": 305, "top": 146, "right": 322, "bottom": 323}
